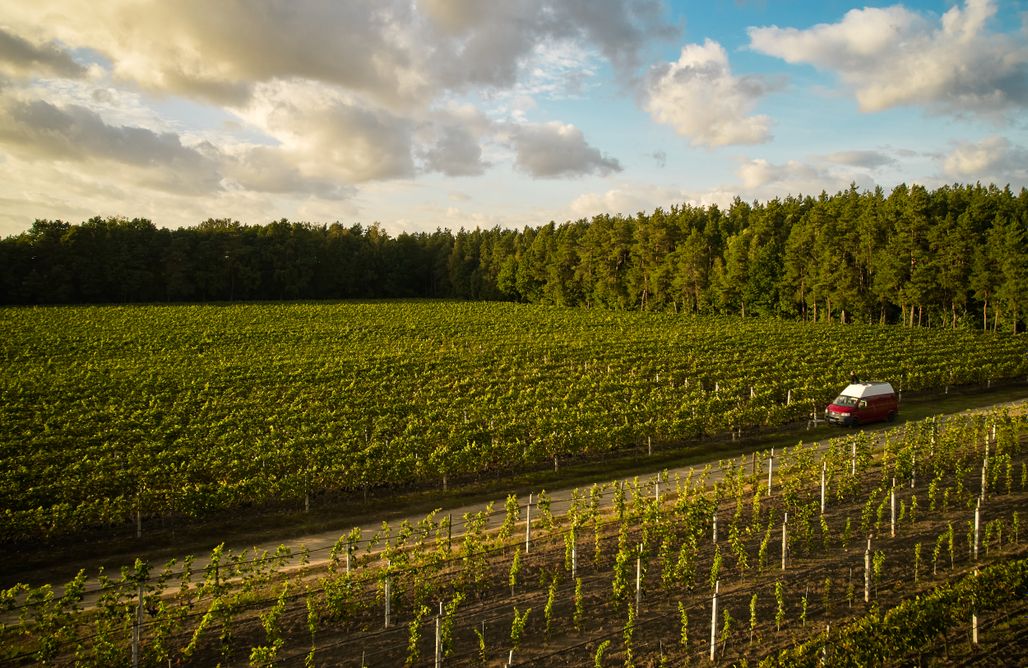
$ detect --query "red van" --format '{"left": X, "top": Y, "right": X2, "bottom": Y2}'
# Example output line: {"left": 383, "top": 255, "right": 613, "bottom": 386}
{"left": 826, "top": 382, "right": 898, "bottom": 426}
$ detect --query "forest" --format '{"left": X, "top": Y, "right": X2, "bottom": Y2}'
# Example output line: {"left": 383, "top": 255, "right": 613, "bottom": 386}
{"left": 1, "top": 182, "right": 1026, "bottom": 331}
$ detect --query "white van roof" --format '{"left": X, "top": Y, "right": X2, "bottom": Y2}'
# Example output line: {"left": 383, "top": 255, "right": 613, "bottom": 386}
{"left": 841, "top": 382, "right": 895, "bottom": 398}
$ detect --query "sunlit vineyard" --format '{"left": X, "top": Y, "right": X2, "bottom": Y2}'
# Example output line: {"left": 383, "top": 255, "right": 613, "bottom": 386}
{"left": 2, "top": 301, "right": 1027, "bottom": 541}
{"left": 1, "top": 411, "right": 1024, "bottom": 665}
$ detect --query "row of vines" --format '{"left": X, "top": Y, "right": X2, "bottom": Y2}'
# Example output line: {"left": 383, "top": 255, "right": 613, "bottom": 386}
{"left": 3, "top": 302, "right": 1027, "bottom": 542}
{"left": 2, "top": 410, "right": 1025, "bottom": 665}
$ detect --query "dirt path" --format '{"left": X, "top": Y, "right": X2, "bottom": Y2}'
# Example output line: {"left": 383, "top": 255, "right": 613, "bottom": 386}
{"left": 13, "top": 395, "right": 1025, "bottom": 612}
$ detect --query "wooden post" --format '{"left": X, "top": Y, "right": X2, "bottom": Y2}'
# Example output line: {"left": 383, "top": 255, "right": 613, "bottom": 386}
{"left": 572, "top": 540, "right": 577, "bottom": 580}
{"left": 435, "top": 602, "right": 442, "bottom": 668}
{"left": 911, "top": 452, "right": 916, "bottom": 489}
{"left": 447, "top": 513, "right": 453, "bottom": 554}
{"left": 782, "top": 512, "right": 788, "bottom": 571}
{"left": 890, "top": 479, "right": 896, "bottom": 538}
{"left": 525, "top": 494, "right": 532, "bottom": 554}
{"left": 972, "top": 568, "right": 979, "bottom": 645}
{"left": 864, "top": 538, "right": 871, "bottom": 604}
{"left": 974, "top": 498, "right": 981, "bottom": 562}
{"left": 712, "top": 510, "right": 718, "bottom": 544}
{"left": 384, "top": 574, "right": 392, "bottom": 628}
{"left": 132, "top": 580, "right": 143, "bottom": 668}
{"left": 710, "top": 580, "right": 719, "bottom": 663}
{"left": 820, "top": 462, "right": 827, "bottom": 515}
{"left": 851, "top": 441, "right": 857, "bottom": 477}
{"left": 768, "top": 448, "right": 774, "bottom": 496}
{"left": 787, "top": 388, "right": 792, "bottom": 405}
{"left": 636, "top": 544, "right": 642, "bottom": 613}
{"left": 648, "top": 436, "right": 652, "bottom": 456}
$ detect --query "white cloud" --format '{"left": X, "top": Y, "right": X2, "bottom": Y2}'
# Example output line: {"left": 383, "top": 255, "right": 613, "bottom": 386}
{"left": 644, "top": 39, "right": 777, "bottom": 147}
{"left": 823, "top": 150, "right": 896, "bottom": 170}
{"left": 510, "top": 121, "right": 622, "bottom": 178}
{"left": 737, "top": 157, "right": 874, "bottom": 194}
{"left": 0, "top": 27, "right": 87, "bottom": 79}
{"left": 942, "top": 136, "right": 1028, "bottom": 182}
{"left": 748, "top": 0, "right": 1028, "bottom": 117}
{"left": 568, "top": 184, "right": 736, "bottom": 219}
{"left": 0, "top": 97, "right": 223, "bottom": 195}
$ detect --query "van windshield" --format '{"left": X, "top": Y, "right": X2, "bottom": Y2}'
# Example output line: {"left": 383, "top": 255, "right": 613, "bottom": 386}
{"left": 833, "top": 395, "right": 858, "bottom": 407}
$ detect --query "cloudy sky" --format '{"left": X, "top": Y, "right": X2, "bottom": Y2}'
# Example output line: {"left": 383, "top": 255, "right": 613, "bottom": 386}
{"left": 0, "top": 0, "right": 1026, "bottom": 237}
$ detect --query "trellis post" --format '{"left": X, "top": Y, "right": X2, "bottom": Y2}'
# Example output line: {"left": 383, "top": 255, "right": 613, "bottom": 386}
{"left": 767, "top": 448, "right": 775, "bottom": 496}
{"left": 782, "top": 511, "right": 788, "bottom": 571}
{"left": 710, "top": 580, "right": 719, "bottom": 663}
{"left": 864, "top": 538, "right": 871, "bottom": 603}
{"left": 525, "top": 493, "right": 532, "bottom": 554}
{"left": 820, "top": 462, "right": 827, "bottom": 514}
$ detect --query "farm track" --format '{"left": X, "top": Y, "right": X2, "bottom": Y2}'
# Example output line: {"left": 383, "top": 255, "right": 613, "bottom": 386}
{"left": 4, "top": 398, "right": 1023, "bottom": 661}
{"left": 4, "top": 393, "right": 1027, "bottom": 598}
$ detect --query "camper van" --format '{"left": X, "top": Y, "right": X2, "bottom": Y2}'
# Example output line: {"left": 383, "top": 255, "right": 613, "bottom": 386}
{"left": 825, "top": 382, "right": 898, "bottom": 426}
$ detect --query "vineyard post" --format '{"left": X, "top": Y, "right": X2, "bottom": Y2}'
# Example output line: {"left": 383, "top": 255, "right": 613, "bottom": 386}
{"left": 635, "top": 544, "right": 642, "bottom": 613}
{"left": 864, "top": 538, "right": 871, "bottom": 604}
{"left": 385, "top": 573, "right": 392, "bottom": 628}
{"left": 787, "top": 388, "right": 792, "bottom": 406}
{"left": 974, "top": 499, "right": 980, "bottom": 562}
{"left": 648, "top": 436, "right": 652, "bottom": 456}
{"left": 572, "top": 539, "right": 577, "bottom": 580}
{"left": 851, "top": 441, "right": 856, "bottom": 477}
{"left": 447, "top": 513, "right": 453, "bottom": 554}
{"left": 890, "top": 479, "right": 896, "bottom": 539}
{"left": 710, "top": 580, "right": 719, "bottom": 663}
{"left": 136, "top": 484, "right": 142, "bottom": 539}
{"left": 435, "top": 601, "right": 442, "bottom": 668}
{"left": 655, "top": 476, "right": 659, "bottom": 503}
{"left": 781, "top": 511, "right": 788, "bottom": 571}
{"left": 525, "top": 494, "right": 532, "bottom": 554}
{"left": 132, "top": 578, "right": 143, "bottom": 668}
{"left": 820, "top": 462, "right": 827, "bottom": 515}
{"left": 768, "top": 448, "right": 774, "bottom": 496}
{"left": 972, "top": 568, "right": 979, "bottom": 645}
{"left": 911, "top": 452, "right": 916, "bottom": 489}
{"left": 713, "top": 509, "right": 718, "bottom": 544}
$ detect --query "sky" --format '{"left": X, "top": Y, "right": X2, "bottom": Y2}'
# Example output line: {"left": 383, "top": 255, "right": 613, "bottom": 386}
{"left": 0, "top": 0, "right": 1026, "bottom": 237}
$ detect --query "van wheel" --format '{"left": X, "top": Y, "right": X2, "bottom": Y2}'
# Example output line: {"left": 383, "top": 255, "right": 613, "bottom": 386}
{"left": 887, "top": 411, "right": 896, "bottom": 422}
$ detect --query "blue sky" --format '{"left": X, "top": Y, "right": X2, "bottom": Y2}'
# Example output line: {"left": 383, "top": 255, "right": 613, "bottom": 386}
{"left": 0, "top": 0, "right": 1025, "bottom": 236}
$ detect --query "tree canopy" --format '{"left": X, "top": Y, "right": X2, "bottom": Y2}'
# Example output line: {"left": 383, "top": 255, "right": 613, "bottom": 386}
{"left": 1, "top": 183, "right": 1026, "bottom": 331}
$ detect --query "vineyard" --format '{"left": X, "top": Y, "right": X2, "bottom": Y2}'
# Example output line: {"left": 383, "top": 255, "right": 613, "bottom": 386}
{"left": 2, "top": 301, "right": 1027, "bottom": 543}
{"left": 1, "top": 410, "right": 1025, "bottom": 665}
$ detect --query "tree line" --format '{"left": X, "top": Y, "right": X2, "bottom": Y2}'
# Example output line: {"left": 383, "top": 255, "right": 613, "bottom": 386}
{"left": 1, "top": 182, "right": 1025, "bottom": 331}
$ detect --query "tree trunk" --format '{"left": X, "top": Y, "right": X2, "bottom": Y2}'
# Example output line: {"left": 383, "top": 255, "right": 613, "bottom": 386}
{"left": 952, "top": 302, "right": 957, "bottom": 329}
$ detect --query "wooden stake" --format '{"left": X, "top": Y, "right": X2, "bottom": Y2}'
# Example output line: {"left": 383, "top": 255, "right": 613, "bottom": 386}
{"left": 384, "top": 574, "right": 392, "bottom": 628}
{"left": 768, "top": 448, "right": 774, "bottom": 496}
{"left": 890, "top": 479, "right": 896, "bottom": 538}
{"left": 864, "top": 538, "right": 871, "bottom": 604}
{"left": 710, "top": 580, "right": 719, "bottom": 663}
{"left": 974, "top": 499, "right": 980, "bottom": 562}
{"left": 820, "top": 462, "right": 827, "bottom": 515}
{"left": 525, "top": 494, "right": 532, "bottom": 554}
{"left": 782, "top": 512, "right": 788, "bottom": 570}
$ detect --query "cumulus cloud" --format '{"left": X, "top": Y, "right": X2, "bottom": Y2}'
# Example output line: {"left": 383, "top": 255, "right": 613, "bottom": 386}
{"left": 509, "top": 121, "right": 622, "bottom": 178}
{"left": 244, "top": 82, "right": 416, "bottom": 184}
{"left": 942, "top": 136, "right": 1028, "bottom": 181}
{"left": 569, "top": 183, "right": 737, "bottom": 219}
{"left": 0, "top": 98, "right": 222, "bottom": 194}
{"left": 644, "top": 40, "right": 777, "bottom": 147}
{"left": 823, "top": 150, "right": 896, "bottom": 170}
{"left": 738, "top": 157, "right": 874, "bottom": 194}
{"left": 748, "top": 0, "right": 1028, "bottom": 116}
{"left": 3, "top": 1, "right": 675, "bottom": 109}
{"left": 421, "top": 125, "right": 489, "bottom": 176}
{"left": 0, "top": 28, "right": 86, "bottom": 79}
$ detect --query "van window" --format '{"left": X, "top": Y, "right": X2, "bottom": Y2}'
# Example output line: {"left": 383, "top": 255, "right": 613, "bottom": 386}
{"left": 833, "top": 395, "right": 858, "bottom": 407}
{"left": 858, "top": 400, "right": 867, "bottom": 408}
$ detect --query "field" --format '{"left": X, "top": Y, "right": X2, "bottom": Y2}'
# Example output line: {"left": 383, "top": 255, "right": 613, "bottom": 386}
{"left": 1, "top": 410, "right": 1025, "bottom": 666}
{"left": 2, "top": 301, "right": 1027, "bottom": 544}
